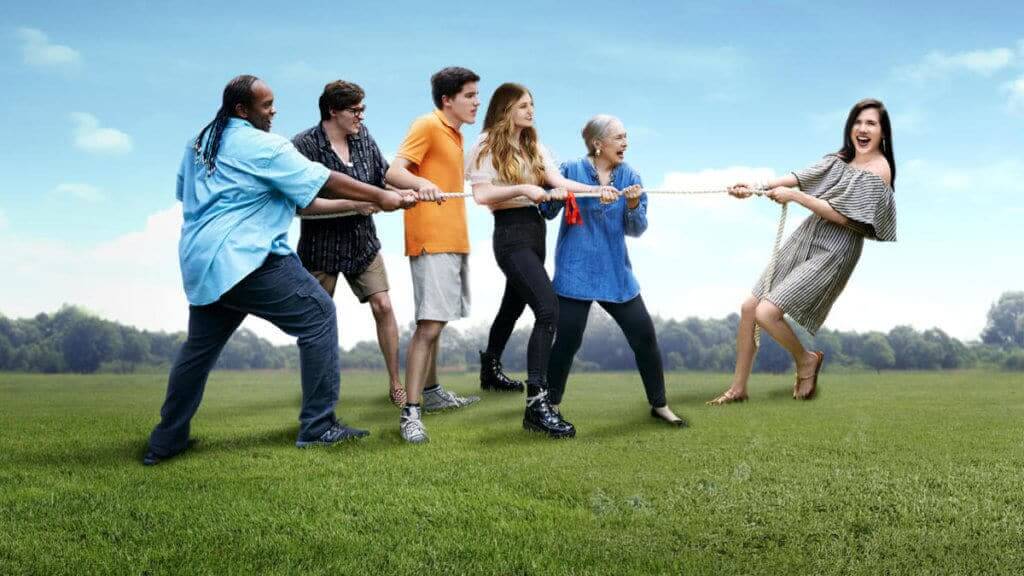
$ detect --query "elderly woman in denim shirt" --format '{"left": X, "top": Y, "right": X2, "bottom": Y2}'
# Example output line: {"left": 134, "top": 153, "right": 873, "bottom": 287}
{"left": 540, "top": 114, "right": 687, "bottom": 428}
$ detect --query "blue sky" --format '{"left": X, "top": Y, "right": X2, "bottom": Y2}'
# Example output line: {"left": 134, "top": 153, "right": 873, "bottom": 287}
{"left": 2, "top": 0, "right": 1022, "bottom": 347}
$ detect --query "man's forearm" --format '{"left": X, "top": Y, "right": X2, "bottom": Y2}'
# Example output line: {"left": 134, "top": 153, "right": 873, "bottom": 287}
{"left": 298, "top": 198, "right": 367, "bottom": 216}
{"left": 321, "top": 171, "right": 386, "bottom": 202}
{"left": 385, "top": 165, "right": 427, "bottom": 191}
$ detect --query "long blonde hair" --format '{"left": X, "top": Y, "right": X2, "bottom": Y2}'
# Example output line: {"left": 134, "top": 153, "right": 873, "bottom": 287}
{"left": 477, "top": 83, "right": 545, "bottom": 185}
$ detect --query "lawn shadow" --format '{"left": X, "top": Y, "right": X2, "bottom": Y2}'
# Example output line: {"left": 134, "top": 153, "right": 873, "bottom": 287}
{"left": 766, "top": 386, "right": 797, "bottom": 401}
{"left": 580, "top": 414, "right": 688, "bottom": 441}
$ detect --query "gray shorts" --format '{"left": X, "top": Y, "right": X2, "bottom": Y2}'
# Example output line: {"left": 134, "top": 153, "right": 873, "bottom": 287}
{"left": 410, "top": 252, "right": 471, "bottom": 322}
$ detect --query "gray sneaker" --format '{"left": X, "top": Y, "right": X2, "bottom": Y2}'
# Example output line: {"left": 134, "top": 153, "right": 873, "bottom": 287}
{"left": 400, "top": 414, "right": 429, "bottom": 444}
{"left": 422, "top": 385, "right": 480, "bottom": 412}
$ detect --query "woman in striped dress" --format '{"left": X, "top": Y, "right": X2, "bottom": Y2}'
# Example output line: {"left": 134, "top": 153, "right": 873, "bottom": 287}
{"left": 708, "top": 98, "right": 897, "bottom": 404}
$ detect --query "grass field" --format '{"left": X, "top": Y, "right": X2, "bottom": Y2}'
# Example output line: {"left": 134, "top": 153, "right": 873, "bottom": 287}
{"left": 1, "top": 369, "right": 1022, "bottom": 575}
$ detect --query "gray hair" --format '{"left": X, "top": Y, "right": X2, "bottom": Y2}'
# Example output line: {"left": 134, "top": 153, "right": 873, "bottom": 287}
{"left": 582, "top": 114, "right": 623, "bottom": 157}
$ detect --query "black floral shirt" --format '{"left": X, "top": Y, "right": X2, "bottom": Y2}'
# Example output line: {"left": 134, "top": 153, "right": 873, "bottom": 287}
{"left": 291, "top": 123, "right": 387, "bottom": 276}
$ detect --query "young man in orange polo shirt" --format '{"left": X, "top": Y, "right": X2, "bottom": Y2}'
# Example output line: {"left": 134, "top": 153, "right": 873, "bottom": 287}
{"left": 386, "top": 67, "right": 481, "bottom": 444}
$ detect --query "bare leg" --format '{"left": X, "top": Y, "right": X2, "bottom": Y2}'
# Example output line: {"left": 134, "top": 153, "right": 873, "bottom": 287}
{"left": 405, "top": 320, "right": 445, "bottom": 404}
{"left": 754, "top": 300, "right": 819, "bottom": 395}
{"left": 425, "top": 337, "right": 440, "bottom": 388}
{"left": 708, "top": 296, "right": 760, "bottom": 405}
{"left": 731, "top": 296, "right": 760, "bottom": 395}
{"left": 367, "top": 291, "right": 402, "bottom": 397}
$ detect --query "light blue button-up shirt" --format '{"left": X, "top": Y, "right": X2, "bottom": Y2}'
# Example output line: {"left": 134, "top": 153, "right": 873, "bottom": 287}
{"left": 176, "top": 118, "right": 329, "bottom": 305}
{"left": 540, "top": 158, "right": 648, "bottom": 303}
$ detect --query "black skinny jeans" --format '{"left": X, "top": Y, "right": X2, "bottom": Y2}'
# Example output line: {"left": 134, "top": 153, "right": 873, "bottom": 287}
{"left": 485, "top": 208, "right": 558, "bottom": 388}
{"left": 546, "top": 294, "right": 666, "bottom": 408}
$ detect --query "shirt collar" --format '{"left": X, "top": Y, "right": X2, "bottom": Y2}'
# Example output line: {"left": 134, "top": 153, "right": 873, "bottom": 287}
{"left": 226, "top": 117, "right": 254, "bottom": 129}
{"left": 315, "top": 122, "right": 364, "bottom": 150}
{"left": 583, "top": 156, "right": 619, "bottom": 183}
{"left": 433, "top": 109, "right": 460, "bottom": 133}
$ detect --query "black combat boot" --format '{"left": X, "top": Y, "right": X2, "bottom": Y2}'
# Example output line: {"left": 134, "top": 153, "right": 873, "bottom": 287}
{"left": 523, "top": 389, "right": 576, "bottom": 439}
{"left": 479, "top": 351, "right": 525, "bottom": 392}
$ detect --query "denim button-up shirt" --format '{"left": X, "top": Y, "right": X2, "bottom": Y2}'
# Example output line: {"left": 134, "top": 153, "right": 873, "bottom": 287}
{"left": 177, "top": 118, "right": 329, "bottom": 305}
{"left": 540, "top": 157, "right": 648, "bottom": 303}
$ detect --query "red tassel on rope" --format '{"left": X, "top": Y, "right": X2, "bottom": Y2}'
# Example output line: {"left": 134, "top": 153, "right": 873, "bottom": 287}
{"left": 565, "top": 192, "right": 583, "bottom": 225}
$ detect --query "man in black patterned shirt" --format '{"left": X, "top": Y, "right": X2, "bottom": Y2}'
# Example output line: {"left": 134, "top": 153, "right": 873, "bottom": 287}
{"left": 292, "top": 80, "right": 405, "bottom": 407}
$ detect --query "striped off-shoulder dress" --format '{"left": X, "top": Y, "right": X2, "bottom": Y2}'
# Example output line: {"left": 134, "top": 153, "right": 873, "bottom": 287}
{"left": 753, "top": 154, "right": 897, "bottom": 334}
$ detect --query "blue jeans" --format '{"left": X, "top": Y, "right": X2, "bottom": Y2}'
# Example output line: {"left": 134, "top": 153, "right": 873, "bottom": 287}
{"left": 148, "top": 253, "right": 341, "bottom": 455}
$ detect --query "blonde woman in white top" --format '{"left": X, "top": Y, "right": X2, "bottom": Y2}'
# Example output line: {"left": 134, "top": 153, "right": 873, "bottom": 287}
{"left": 467, "top": 82, "right": 615, "bottom": 438}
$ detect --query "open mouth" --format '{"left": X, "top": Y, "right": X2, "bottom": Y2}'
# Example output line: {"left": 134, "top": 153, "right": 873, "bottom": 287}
{"left": 856, "top": 136, "right": 871, "bottom": 147}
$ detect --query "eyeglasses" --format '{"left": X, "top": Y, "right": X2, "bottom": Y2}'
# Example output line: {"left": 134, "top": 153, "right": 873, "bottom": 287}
{"left": 344, "top": 105, "right": 367, "bottom": 117}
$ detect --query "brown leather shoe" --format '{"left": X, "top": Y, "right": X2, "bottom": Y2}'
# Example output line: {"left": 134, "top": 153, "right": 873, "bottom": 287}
{"left": 794, "top": 351, "right": 824, "bottom": 400}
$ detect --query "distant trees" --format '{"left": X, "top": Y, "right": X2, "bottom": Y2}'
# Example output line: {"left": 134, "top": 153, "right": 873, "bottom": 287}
{"left": 62, "top": 315, "right": 123, "bottom": 373}
{"left": 2, "top": 292, "right": 1024, "bottom": 374}
{"left": 982, "top": 292, "right": 1024, "bottom": 348}
{"left": 861, "top": 333, "right": 895, "bottom": 372}
{"left": 0, "top": 305, "right": 291, "bottom": 374}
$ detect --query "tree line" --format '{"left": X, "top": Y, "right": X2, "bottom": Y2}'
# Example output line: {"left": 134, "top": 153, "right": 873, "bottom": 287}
{"left": 2, "top": 292, "right": 1022, "bottom": 374}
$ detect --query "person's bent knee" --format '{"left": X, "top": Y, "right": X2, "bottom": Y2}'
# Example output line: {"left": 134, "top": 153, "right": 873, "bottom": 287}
{"left": 368, "top": 292, "right": 392, "bottom": 318}
{"left": 741, "top": 296, "right": 759, "bottom": 317}
{"left": 415, "top": 320, "right": 445, "bottom": 341}
{"left": 754, "top": 301, "right": 782, "bottom": 326}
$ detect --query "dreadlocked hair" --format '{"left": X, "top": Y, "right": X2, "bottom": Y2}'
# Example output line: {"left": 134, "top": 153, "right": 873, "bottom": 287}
{"left": 194, "top": 75, "right": 260, "bottom": 174}
{"left": 477, "top": 83, "right": 545, "bottom": 186}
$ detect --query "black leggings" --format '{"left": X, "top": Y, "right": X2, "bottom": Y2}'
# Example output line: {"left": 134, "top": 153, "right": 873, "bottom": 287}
{"left": 485, "top": 208, "right": 558, "bottom": 387}
{"left": 547, "top": 294, "right": 666, "bottom": 407}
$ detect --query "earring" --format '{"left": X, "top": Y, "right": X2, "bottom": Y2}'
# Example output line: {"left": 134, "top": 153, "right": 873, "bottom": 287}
{"left": 596, "top": 148, "right": 602, "bottom": 157}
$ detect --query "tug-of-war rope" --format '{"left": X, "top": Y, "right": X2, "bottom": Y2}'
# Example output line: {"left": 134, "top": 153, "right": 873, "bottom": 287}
{"left": 300, "top": 187, "right": 788, "bottom": 347}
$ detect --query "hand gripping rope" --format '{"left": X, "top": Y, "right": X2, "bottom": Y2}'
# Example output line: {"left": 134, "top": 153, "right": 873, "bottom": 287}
{"left": 300, "top": 187, "right": 787, "bottom": 348}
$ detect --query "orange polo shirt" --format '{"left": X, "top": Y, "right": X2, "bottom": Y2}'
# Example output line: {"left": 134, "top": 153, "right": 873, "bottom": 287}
{"left": 396, "top": 109, "right": 470, "bottom": 256}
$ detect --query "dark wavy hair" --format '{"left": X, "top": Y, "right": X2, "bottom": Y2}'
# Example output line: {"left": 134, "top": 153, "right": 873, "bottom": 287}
{"left": 837, "top": 98, "right": 896, "bottom": 186}
{"left": 319, "top": 80, "right": 365, "bottom": 121}
{"left": 194, "top": 75, "right": 261, "bottom": 174}
{"left": 430, "top": 66, "right": 479, "bottom": 109}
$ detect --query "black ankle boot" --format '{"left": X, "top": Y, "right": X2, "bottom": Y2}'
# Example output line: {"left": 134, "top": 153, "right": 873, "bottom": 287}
{"left": 479, "top": 351, "right": 525, "bottom": 392}
{"left": 523, "top": 390, "right": 575, "bottom": 438}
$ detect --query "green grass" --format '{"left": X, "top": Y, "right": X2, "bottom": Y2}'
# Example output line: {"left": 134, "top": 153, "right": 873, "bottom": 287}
{"left": 1, "top": 370, "right": 1022, "bottom": 575}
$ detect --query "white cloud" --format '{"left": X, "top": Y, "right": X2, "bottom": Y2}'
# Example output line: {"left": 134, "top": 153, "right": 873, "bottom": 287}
{"left": 16, "top": 27, "right": 80, "bottom": 67}
{"left": 0, "top": 206, "right": 521, "bottom": 350}
{"left": 70, "top": 112, "right": 133, "bottom": 154}
{"left": 1005, "top": 76, "right": 1024, "bottom": 116}
{"left": 53, "top": 182, "right": 105, "bottom": 202}
{"left": 897, "top": 46, "right": 1015, "bottom": 82}
{"left": 656, "top": 166, "right": 779, "bottom": 223}
{"left": 0, "top": 205, "right": 187, "bottom": 337}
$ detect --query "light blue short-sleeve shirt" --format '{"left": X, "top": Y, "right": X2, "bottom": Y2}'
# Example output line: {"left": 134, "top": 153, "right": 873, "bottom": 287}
{"left": 177, "top": 118, "right": 329, "bottom": 305}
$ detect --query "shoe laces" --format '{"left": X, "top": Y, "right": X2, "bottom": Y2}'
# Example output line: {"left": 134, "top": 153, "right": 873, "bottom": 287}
{"left": 526, "top": 389, "right": 548, "bottom": 408}
{"left": 401, "top": 417, "right": 426, "bottom": 438}
{"left": 437, "top": 388, "right": 469, "bottom": 405}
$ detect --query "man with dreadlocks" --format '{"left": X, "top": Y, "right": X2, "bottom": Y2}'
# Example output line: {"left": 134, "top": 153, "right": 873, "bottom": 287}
{"left": 144, "top": 75, "right": 414, "bottom": 465}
